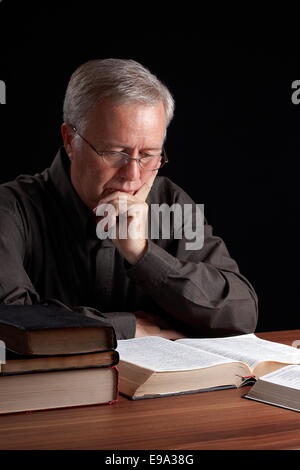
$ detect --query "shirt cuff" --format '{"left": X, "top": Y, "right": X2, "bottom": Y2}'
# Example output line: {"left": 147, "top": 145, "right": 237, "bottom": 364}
{"left": 126, "top": 240, "right": 178, "bottom": 287}
{"left": 100, "top": 311, "right": 136, "bottom": 340}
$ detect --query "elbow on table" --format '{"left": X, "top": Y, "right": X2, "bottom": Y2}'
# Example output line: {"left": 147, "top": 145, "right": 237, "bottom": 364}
{"left": 193, "top": 294, "right": 259, "bottom": 338}
{"left": 215, "top": 295, "right": 259, "bottom": 336}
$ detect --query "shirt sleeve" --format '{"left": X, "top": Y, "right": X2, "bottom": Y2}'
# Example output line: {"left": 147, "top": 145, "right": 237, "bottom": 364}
{"left": 126, "top": 181, "right": 258, "bottom": 337}
{"left": 0, "top": 205, "right": 135, "bottom": 340}
{"left": 86, "top": 310, "right": 136, "bottom": 339}
{"left": 0, "top": 206, "right": 40, "bottom": 305}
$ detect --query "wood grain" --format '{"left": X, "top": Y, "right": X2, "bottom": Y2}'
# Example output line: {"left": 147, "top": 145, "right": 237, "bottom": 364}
{"left": 1, "top": 329, "right": 300, "bottom": 450}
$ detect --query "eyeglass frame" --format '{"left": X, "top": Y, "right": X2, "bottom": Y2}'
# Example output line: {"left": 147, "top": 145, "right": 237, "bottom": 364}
{"left": 71, "top": 126, "right": 168, "bottom": 171}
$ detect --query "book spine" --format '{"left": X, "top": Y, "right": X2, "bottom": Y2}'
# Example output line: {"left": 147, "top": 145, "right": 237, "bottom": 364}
{"left": 112, "top": 365, "right": 119, "bottom": 401}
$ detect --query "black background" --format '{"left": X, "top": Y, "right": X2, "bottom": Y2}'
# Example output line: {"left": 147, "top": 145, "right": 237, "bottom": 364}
{"left": 0, "top": 3, "right": 299, "bottom": 332}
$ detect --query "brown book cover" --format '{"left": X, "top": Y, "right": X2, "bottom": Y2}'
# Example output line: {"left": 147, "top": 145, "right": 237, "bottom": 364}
{"left": 1, "top": 348, "right": 119, "bottom": 375}
{"left": 0, "top": 304, "right": 116, "bottom": 355}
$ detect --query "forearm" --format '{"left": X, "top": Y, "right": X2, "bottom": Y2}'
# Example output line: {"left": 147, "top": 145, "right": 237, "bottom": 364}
{"left": 126, "top": 241, "right": 258, "bottom": 337}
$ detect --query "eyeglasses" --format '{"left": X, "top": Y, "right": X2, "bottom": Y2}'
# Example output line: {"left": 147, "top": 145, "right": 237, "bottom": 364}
{"left": 72, "top": 126, "right": 168, "bottom": 172}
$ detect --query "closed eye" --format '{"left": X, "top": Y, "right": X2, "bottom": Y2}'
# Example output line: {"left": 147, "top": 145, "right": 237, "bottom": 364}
{"left": 141, "top": 151, "right": 162, "bottom": 158}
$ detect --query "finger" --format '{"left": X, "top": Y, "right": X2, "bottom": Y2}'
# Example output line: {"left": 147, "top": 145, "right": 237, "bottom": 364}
{"left": 135, "top": 171, "right": 157, "bottom": 202}
{"left": 93, "top": 192, "right": 128, "bottom": 211}
{"left": 94, "top": 199, "right": 129, "bottom": 219}
{"left": 93, "top": 192, "right": 138, "bottom": 214}
{"left": 94, "top": 201, "right": 120, "bottom": 219}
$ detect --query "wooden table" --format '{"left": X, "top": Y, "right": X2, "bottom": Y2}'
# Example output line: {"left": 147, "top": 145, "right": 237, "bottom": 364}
{"left": 0, "top": 330, "right": 300, "bottom": 450}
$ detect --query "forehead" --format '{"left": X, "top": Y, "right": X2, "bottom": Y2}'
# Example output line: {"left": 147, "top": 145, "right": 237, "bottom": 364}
{"left": 84, "top": 99, "right": 167, "bottom": 143}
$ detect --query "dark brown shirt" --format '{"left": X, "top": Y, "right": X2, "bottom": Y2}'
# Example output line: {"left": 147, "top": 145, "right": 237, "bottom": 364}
{"left": 0, "top": 148, "right": 258, "bottom": 338}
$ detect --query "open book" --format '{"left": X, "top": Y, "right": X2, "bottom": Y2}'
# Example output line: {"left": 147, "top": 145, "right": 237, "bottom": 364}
{"left": 244, "top": 365, "right": 300, "bottom": 412}
{"left": 116, "top": 334, "right": 300, "bottom": 399}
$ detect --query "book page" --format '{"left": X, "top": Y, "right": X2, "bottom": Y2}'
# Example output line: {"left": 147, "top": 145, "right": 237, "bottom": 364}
{"left": 260, "top": 365, "right": 300, "bottom": 389}
{"left": 117, "top": 337, "right": 239, "bottom": 372}
{"left": 177, "top": 334, "right": 300, "bottom": 369}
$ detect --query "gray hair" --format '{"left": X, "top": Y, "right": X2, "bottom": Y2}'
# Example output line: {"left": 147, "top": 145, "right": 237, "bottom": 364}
{"left": 63, "top": 58, "right": 175, "bottom": 131}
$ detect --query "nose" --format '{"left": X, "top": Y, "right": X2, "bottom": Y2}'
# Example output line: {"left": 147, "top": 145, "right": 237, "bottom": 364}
{"left": 118, "top": 157, "right": 141, "bottom": 181}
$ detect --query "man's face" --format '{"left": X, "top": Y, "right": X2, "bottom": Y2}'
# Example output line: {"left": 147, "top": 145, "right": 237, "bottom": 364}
{"left": 62, "top": 99, "right": 167, "bottom": 210}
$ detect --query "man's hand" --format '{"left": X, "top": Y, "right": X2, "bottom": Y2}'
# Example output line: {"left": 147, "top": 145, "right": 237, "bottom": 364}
{"left": 95, "top": 172, "right": 157, "bottom": 264}
{"left": 134, "top": 311, "right": 186, "bottom": 340}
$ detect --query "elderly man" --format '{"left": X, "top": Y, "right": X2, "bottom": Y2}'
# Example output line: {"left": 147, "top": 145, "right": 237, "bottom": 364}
{"left": 0, "top": 59, "right": 258, "bottom": 339}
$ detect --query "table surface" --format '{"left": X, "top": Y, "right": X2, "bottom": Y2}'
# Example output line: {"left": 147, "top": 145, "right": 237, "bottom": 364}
{"left": 1, "top": 329, "right": 300, "bottom": 450}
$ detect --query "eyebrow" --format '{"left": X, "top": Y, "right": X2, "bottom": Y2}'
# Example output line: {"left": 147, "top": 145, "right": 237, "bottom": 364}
{"left": 102, "top": 142, "right": 162, "bottom": 151}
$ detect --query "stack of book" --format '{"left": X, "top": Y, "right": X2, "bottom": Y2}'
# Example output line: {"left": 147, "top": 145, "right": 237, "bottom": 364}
{"left": 0, "top": 305, "right": 119, "bottom": 414}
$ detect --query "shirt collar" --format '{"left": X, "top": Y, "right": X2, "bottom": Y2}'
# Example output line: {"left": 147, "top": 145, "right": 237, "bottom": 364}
{"left": 47, "top": 146, "right": 98, "bottom": 240}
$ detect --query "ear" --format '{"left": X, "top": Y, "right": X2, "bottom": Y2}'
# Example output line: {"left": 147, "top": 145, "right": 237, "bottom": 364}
{"left": 61, "top": 123, "right": 75, "bottom": 160}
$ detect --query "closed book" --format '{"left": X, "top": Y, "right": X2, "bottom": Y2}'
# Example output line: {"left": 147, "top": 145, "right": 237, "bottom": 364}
{"left": 1, "top": 348, "right": 119, "bottom": 375}
{"left": 244, "top": 365, "right": 300, "bottom": 412}
{"left": 0, "top": 304, "right": 116, "bottom": 355}
{"left": 0, "top": 366, "right": 118, "bottom": 415}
